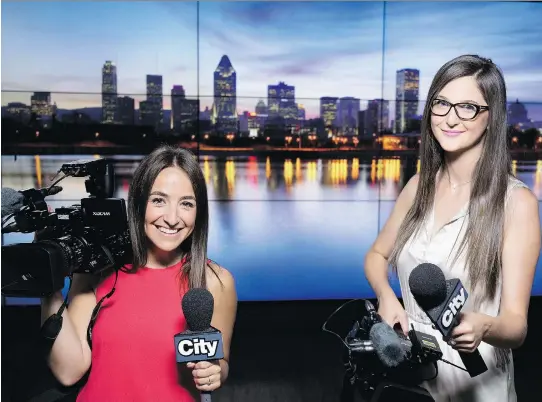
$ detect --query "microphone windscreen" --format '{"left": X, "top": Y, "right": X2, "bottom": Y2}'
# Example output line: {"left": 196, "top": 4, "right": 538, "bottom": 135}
{"left": 409, "top": 263, "right": 447, "bottom": 310}
{"left": 1, "top": 188, "right": 25, "bottom": 217}
{"left": 182, "top": 288, "right": 214, "bottom": 332}
{"left": 369, "top": 322, "right": 407, "bottom": 368}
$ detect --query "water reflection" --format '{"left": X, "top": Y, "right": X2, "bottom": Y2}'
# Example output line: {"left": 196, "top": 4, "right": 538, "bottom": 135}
{"left": 1, "top": 154, "right": 541, "bottom": 302}
{"left": 284, "top": 159, "right": 293, "bottom": 191}
{"left": 202, "top": 157, "right": 211, "bottom": 183}
{"left": 200, "top": 156, "right": 424, "bottom": 201}
{"left": 2, "top": 155, "right": 541, "bottom": 202}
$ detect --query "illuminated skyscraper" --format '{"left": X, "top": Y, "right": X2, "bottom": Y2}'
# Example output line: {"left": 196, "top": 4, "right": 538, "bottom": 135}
{"left": 101, "top": 61, "right": 118, "bottom": 124}
{"left": 171, "top": 85, "right": 186, "bottom": 131}
{"left": 117, "top": 96, "right": 135, "bottom": 125}
{"left": 30, "top": 92, "right": 52, "bottom": 117}
{"left": 395, "top": 69, "right": 419, "bottom": 133}
{"left": 171, "top": 85, "right": 199, "bottom": 132}
{"left": 6, "top": 102, "right": 31, "bottom": 123}
{"left": 146, "top": 74, "right": 163, "bottom": 129}
{"left": 254, "top": 100, "right": 268, "bottom": 133}
{"left": 255, "top": 100, "right": 267, "bottom": 116}
{"left": 212, "top": 55, "right": 237, "bottom": 133}
{"left": 320, "top": 97, "right": 338, "bottom": 127}
{"left": 366, "top": 99, "right": 390, "bottom": 135}
{"left": 338, "top": 97, "right": 361, "bottom": 135}
{"left": 297, "top": 104, "right": 306, "bottom": 122}
{"left": 268, "top": 82, "right": 297, "bottom": 126}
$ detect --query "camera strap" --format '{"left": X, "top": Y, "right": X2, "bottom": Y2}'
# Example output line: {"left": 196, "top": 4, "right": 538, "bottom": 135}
{"left": 86, "top": 268, "right": 119, "bottom": 350}
{"left": 38, "top": 277, "right": 73, "bottom": 357}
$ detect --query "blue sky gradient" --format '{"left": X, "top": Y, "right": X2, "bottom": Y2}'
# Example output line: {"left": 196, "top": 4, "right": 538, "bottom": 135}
{"left": 2, "top": 1, "right": 541, "bottom": 119}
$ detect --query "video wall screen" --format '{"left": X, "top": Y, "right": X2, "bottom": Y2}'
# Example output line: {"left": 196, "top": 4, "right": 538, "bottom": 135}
{"left": 2, "top": 2, "right": 541, "bottom": 304}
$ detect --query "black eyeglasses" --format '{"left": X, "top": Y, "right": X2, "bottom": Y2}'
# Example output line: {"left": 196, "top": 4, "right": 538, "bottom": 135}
{"left": 431, "top": 99, "right": 489, "bottom": 121}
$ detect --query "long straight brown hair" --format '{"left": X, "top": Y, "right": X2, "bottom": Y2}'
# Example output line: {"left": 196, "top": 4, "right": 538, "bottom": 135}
{"left": 126, "top": 145, "right": 212, "bottom": 290}
{"left": 389, "top": 55, "right": 511, "bottom": 302}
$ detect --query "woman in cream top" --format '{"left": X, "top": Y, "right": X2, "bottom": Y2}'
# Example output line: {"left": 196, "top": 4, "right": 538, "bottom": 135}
{"left": 396, "top": 175, "right": 528, "bottom": 401}
{"left": 364, "top": 54, "right": 540, "bottom": 402}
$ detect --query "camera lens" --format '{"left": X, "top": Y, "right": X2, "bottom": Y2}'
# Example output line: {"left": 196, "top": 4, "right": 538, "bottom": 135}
{"left": 42, "top": 235, "right": 87, "bottom": 275}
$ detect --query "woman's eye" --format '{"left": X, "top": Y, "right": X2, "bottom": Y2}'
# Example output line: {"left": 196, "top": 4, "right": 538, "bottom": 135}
{"left": 151, "top": 197, "right": 165, "bottom": 205}
{"left": 182, "top": 201, "right": 195, "bottom": 208}
{"left": 459, "top": 103, "right": 477, "bottom": 111}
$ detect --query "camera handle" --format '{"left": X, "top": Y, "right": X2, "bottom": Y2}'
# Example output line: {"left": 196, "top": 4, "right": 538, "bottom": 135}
{"left": 84, "top": 161, "right": 115, "bottom": 198}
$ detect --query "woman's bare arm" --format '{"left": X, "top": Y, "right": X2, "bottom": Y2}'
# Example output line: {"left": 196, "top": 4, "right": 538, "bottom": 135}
{"left": 41, "top": 273, "right": 98, "bottom": 386}
{"left": 481, "top": 187, "right": 541, "bottom": 349}
{"left": 364, "top": 174, "right": 419, "bottom": 300}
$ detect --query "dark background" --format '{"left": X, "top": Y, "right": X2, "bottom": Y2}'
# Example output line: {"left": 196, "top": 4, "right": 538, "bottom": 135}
{"left": 3, "top": 298, "right": 541, "bottom": 402}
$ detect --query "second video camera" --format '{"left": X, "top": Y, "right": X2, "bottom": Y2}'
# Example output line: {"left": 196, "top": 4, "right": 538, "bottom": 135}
{"left": 1, "top": 158, "right": 132, "bottom": 298}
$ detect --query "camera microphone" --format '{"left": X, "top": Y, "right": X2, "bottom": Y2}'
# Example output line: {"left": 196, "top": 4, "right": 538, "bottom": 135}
{"left": 357, "top": 300, "right": 406, "bottom": 367}
{"left": 174, "top": 288, "right": 224, "bottom": 402}
{"left": 359, "top": 300, "right": 443, "bottom": 370}
{"left": 369, "top": 322, "right": 408, "bottom": 368}
{"left": 409, "top": 263, "right": 488, "bottom": 378}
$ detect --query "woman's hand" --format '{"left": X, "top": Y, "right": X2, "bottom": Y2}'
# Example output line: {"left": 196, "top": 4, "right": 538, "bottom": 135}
{"left": 448, "top": 312, "right": 489, "bottom": 353}
{"left": 187, "top": 360, "right": 222, "bottom": 392}
{"left": 377, "top": 293, "right": 409, "bottom": 335}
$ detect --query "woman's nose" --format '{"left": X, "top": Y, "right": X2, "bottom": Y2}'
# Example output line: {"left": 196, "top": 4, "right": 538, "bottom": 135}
{"left": 163, "top": 207, "right": 180, "bottom": 226}
{"left": 445, "top": 107, "right": 461, "bottom": 126}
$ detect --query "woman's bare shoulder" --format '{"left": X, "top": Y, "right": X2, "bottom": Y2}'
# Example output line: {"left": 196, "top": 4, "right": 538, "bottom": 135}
{"left": 206, "top": 261, "right": 235, "bottom": 292}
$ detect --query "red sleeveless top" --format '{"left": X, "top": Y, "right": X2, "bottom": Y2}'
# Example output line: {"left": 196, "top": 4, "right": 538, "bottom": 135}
{"left": 76, "top": 259, "right": 196, "bottom": 402}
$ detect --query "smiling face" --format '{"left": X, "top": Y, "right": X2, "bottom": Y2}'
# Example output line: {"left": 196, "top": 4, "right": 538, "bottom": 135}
{"left": 144, "top": 166, "right": 197, "bottom": 267}
{"left": 430, "top": 75, "right": 490, "bottom": 155}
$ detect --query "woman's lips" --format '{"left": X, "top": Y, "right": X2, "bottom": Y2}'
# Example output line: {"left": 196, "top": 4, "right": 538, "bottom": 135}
{"left": 442, "top": 130, "right": 465, "bottom": 137}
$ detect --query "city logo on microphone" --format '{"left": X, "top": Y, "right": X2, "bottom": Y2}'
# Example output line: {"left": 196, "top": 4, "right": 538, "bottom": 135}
{"left": 174, "top": 331, "right": 225, "bottom": 363}
{"left": 440, "top": 287, "right": 467, "bottom": 329}
{"left": 178, "top": 338, "right": 218, "bottom": 357}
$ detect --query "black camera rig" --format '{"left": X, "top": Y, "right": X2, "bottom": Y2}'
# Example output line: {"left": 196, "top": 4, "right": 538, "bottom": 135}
{"left": 322, "top": 299, "right": 441, "bottom": 402}
{"left": 1, "top": 158, "right": 132, "bottom": 298}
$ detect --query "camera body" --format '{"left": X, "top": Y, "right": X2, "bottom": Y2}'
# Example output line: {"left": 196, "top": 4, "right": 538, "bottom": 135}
{"left": 1, "top": 158, "right": 132, "bottom": 298}
{"left": 343, "top": 326, "right": 438, "bottom": 402}
{"left": 322, "top": 299, "right": 437, "bottom": 402}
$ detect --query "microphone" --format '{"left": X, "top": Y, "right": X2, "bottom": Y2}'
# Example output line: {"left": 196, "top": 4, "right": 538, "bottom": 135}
{"left": 1, "top": 188, "right": 25, "bottom": 218}
{"left": 343, "top": 299, "right": 443, "bottom": 377}
{"left": 1, "top": 186, "right": 63, "bottom": 217}
{"left": 409, "top": 263, "right": 488, "bottom": 377}
{"left": 174, "top": 288, "right": 224, "bottom": 402}
{"left": 369, "top": 322, "right": 408, "bottom": 368}
{"left": 368, "top": 321, "right": 443, "bottom": 369}
{"left": 363, "top": 300, "right": 410, "bottom": 368}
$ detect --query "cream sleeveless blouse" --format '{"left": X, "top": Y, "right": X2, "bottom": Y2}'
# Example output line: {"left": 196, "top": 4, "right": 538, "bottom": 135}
{"left": 396, "top": 175, "right": 528, "bottom": 402}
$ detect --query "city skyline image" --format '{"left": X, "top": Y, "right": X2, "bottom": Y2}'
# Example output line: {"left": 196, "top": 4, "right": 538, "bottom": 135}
{"left": 2, "top": 1, "right": 542, "bottom": 122}
{"left": 2, "top": 1, "right": 542, "bottom": 304}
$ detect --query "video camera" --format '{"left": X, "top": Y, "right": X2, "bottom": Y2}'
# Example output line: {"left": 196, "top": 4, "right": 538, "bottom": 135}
{"left": 1, "top": 158, "right": 132, "bottom": 298}
{"left": 322, "top": 299, "right": 439, "bottom": 402}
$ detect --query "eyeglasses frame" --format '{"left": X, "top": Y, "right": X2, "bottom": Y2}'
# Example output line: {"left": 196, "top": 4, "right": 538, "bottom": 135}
{"left": 430, "top": 98, "right": 489, "bottom": 121}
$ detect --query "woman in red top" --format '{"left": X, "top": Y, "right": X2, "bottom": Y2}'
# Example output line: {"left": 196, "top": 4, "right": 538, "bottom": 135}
{"left": 40, "top": 145, "right": 238, "bottom": 401}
